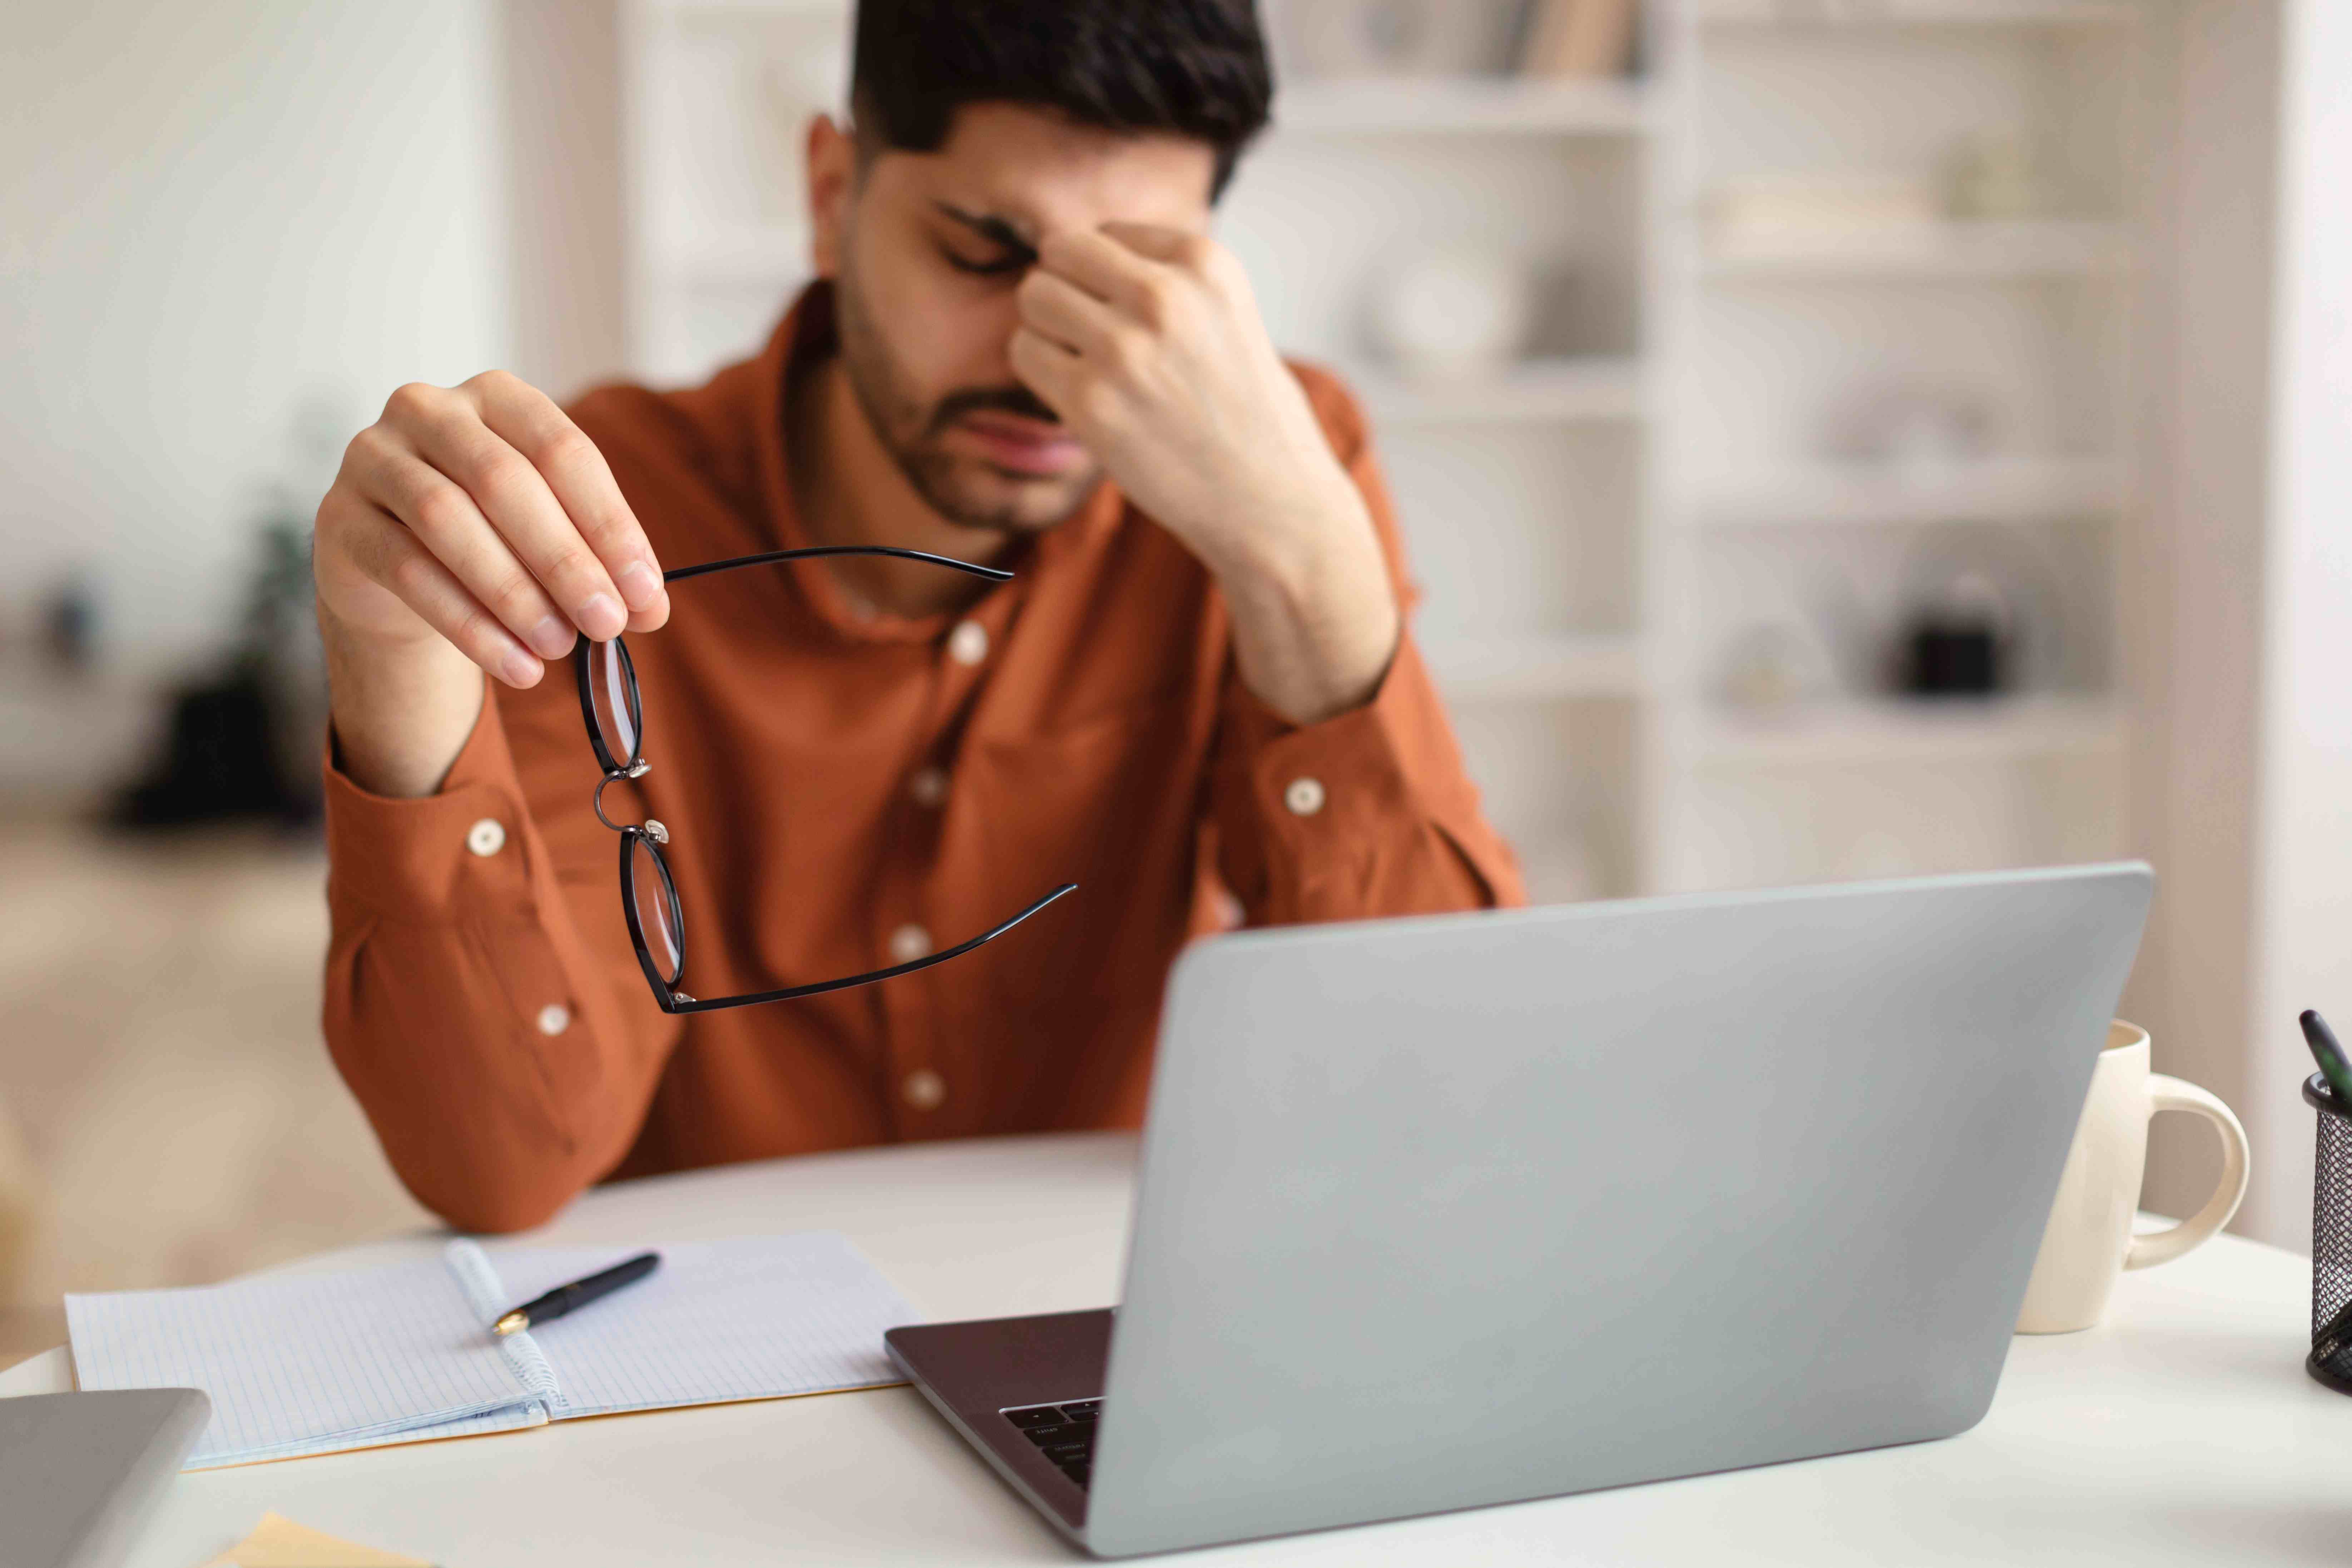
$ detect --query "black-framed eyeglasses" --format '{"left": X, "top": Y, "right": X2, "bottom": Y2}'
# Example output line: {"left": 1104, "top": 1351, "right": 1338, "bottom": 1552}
{"left": 576, "top": 544, "right": 1076, "bottom": 1015}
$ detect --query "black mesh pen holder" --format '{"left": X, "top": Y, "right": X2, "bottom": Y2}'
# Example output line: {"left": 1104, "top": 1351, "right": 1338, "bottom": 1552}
{"left": 2305, "top": 1073, "right": 2352, "bottom": 1392}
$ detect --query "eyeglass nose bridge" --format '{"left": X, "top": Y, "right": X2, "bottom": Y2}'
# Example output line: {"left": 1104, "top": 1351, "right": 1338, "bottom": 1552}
{"left": 592, "top": 764, "right": 659, "bottom": 835}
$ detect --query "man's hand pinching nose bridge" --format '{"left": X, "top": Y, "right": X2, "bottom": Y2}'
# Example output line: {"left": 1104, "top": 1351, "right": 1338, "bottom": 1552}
{"left": 1006, "top": 222, "right": 1402, "bottom": 728}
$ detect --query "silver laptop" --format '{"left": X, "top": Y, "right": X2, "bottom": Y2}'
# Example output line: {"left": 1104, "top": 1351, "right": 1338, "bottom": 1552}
{"left": 887, "top": 864, "right": 2153, "bottom": 1557}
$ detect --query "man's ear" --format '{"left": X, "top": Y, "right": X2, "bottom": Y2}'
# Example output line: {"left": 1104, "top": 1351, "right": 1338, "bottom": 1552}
{"left": 806, "top": 113, "right": 856, "bottom": 279}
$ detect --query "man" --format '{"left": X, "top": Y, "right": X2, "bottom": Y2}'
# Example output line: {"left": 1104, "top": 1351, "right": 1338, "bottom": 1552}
{"left": 313, "top": 0, "right": 1524, "bottom": 1234}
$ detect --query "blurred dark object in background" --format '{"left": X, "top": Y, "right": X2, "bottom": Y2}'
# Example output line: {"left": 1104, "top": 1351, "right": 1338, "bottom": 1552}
{"left": 1900, "top": 569, "right": 2010, "bottom": 699}
{"left": 40, "top": 577, "right": 100, "bottom": 676}
{"left": 112, "top": 507, "right": 325, "bottom": 830}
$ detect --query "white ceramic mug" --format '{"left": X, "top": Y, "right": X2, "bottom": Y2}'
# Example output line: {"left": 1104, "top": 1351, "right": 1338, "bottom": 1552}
{"left": 2016, "top": 1020, "right": 2251, "bottom": 1334}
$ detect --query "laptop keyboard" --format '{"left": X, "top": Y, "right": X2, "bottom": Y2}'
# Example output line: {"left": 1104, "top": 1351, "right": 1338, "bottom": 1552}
{"left": 1002, "top": 1399, "right": 1101, "bottom": 1488}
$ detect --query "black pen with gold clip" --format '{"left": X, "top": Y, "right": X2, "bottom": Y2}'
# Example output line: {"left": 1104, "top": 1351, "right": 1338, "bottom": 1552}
{"left": 493, "top": 1251, "right": 661, "bottom": 1338}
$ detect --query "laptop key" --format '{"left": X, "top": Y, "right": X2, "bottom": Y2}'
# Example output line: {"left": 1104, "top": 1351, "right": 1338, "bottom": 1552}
{"left": 1060, "top": 1400, "right": 1100, "bottom": 1417}
{"left": 1004, "top": 1407, "right": 1066, "bottom": 1429}
{"left": 1019, "top": 1423, "right": 1091, "bottom": 1448}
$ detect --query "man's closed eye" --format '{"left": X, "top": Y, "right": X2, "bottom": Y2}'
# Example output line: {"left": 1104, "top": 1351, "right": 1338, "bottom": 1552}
{"left": 943, "top": 246, "right": 1030, "bottom": 277}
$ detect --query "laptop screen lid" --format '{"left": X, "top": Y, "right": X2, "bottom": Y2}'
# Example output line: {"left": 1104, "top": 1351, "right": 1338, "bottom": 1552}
{"left": 1083, "top": 863, "right": 2152, "bottom": 1557}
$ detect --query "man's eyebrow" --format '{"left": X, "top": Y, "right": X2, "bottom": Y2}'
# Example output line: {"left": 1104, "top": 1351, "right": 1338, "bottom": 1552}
{"left": 931, "top": 202, "right": 1040, "bottom": 263}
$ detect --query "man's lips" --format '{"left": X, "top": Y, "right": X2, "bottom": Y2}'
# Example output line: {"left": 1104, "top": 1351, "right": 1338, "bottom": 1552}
{"left": 956, "top": 411, "right": 1085, "bottom": 476}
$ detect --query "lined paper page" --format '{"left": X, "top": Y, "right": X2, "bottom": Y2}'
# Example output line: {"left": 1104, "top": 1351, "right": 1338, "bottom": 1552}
{"left": 475, "top": 1232, "right": 921, "bottom": 1418}
{"left": 66, "top": 1261, "right": 536, "bottom": 1468}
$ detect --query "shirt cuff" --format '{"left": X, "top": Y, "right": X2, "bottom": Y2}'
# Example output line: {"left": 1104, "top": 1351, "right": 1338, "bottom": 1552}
{"left": 323, "top": 684, "right": 538, "bottom": 922}
{"left": 1222, "top": 636, "right": 1452, "bottom": 856}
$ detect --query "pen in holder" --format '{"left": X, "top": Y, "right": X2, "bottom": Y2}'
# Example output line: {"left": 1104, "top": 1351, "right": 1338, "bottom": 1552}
{"left": 2304, "top": 1073, "right": 2352, "bottom": 1391}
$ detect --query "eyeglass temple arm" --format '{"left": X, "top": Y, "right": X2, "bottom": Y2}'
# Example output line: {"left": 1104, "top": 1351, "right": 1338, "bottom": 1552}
{"left": 664, "top": 882, "right": 1078, "bottom": 1015}
{"left": 661, "top": 545, "right": 1014, "bottom": 586}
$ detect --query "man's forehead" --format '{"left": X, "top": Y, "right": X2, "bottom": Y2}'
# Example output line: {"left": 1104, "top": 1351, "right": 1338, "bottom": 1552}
{"left": 871, "top": 101, "right": 1216, "bottom": 237}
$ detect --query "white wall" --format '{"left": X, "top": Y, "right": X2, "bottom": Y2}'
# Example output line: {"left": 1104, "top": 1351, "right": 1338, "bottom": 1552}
{"left": 2247, "top": 0, "right": 2352, "bottom": 1245}
{"left": 2127, "top": 1, "right": 2281, "bottom": 1231}
{"left": 0, "top": 1, "right": 510, "bottom": 670}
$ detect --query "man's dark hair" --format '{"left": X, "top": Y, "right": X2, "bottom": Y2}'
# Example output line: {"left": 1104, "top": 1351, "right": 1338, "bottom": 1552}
{"left": 850, "top": 0, "right": 1273, "bottom": 198}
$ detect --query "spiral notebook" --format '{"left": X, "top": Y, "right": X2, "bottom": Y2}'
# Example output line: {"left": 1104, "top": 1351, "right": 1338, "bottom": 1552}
{"left": 64, "top": 1232, "right": 919, "bottom": 1470}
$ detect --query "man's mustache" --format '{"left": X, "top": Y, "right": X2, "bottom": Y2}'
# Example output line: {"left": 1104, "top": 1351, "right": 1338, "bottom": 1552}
{"left": 926, "top": 385, "right": 1062, "bottom": 437}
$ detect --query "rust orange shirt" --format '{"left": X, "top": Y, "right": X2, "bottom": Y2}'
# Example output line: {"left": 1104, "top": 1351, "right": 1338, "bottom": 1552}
{"left": 322, "top": 288, "right": 1525, "bottom": 1232}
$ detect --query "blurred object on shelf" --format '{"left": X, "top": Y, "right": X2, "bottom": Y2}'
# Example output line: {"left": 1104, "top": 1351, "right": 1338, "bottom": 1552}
{"left": 111, "top": 514, "right": 323, "bottom": 830}
{"left": 1276, "top": 0, "right": 1524, "bottom": 79}
{"left": 1885, "top": 520, "right": 2067, "bottom": 701}
{"left": 1823, "top": 377, "right": 1999, "bottom": 477}
{"left": 111, "top": 399, "right": 332, "bottom": 832}
{"left": 1710, "top": 175, "right": 1940, "bottom": 261}
{"left": 1517, "top": 0, "right": 1639, "bottom": 79}
{"left": 39, "top": 575, "right": 100, "bottom": 676}
{"left": 1367, "top": 250, "right": 1537, "bottom": 381}
{"left": 1941, "top": 131, "right": 2044, "bottom": 222}
{"left": 1898, "top": 568, "right": 2012, "bottom": 698}
{"left": 1719, "top": 620, "right": 1838, "bottom": 712}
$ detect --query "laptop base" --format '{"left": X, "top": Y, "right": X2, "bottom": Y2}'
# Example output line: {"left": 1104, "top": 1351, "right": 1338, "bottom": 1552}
{"left": 887, "top": 1308, "right": 1111, "bottom": 1546}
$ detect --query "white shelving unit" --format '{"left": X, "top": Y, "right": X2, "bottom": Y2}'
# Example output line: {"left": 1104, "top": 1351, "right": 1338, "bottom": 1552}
{"left": 617, "top": 0, "right": 2157, "bottom": 905}
{"left": 1276, "top": 76, "right": 1650, "bottom": 135}
{"left": 1346, "top": 358, "right": 1644, "bottom": 426}
{"left": 1700, "top": 218, "right": 2133, "bottom": 279}
{"left": 1647, "top": 0, "right": 2146, "bottom": 894}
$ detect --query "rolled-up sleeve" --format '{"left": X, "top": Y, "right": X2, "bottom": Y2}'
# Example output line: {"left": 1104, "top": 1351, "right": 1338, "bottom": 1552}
{"left": 1210, "top": 368, "right": 1527, "bottom": 923}
{"left": 322, "top": 684, "right": 681, "bottom": 1234}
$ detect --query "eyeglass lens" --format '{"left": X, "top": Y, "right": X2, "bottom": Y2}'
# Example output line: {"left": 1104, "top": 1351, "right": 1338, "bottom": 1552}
{"left": 586, "top": 638, "right": 640, "bottom": 766}
{"left": 629, "top": 835, "right": 685, "bottom": 985}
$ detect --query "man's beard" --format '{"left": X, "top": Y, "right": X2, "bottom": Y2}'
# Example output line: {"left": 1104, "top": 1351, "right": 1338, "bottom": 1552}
{"left": 832, "top": 260, "right": 1104, "bottom": 535}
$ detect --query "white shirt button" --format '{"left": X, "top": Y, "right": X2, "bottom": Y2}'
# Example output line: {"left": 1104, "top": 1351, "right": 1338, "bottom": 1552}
{"left": 535, "top": 1003, "right": 571, "bottom": 1037}
{"left": 902, "top": 1069, "right": 946, "bottom": 1111}
{"left": 946, "top": 619, "right": 990, "bottom": 666}
{"left": 908, "top": 766, "right": 949, "bottom": 808}
{"left": 888, "top": 923, "right": 932, "bottom": 964}
{"left": 1283, "top": 777, "right": 1327, "bottom": 817}
{"left": 466, "top": 817, "right": 507, "bottom": 857}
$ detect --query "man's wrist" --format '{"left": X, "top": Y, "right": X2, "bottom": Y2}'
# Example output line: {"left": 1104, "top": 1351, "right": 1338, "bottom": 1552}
{"left": 1203, "top": 475, "right": 1401, "bottom": 726}
{"left": 321, "top": 604, "right": 488, "bottom": 798}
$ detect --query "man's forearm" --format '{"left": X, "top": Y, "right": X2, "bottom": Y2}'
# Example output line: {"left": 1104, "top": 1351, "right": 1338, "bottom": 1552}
{"left": 1203, "top": 481, "right": 1401, "bottom": 728}
{"left": 322, "top": 606, "right": 490, "bottom": 798}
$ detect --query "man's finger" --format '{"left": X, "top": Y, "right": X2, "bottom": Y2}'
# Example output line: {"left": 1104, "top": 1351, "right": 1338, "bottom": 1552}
{"left": 1008, "top": 326, "right": 1082, "bottom": 415}
{"left": 1096, "top": 221, "right": 1209, "bottom": 269}
{"left": 470, "top": 371, "right": 669, "bottom": 629}
{"left": 353, "top": 437, "right": 579, "bottom": 661}
{"left": 343, "top": 501, "right": 547, "bottom": 689}
{"left": 401, "top": 387, "right": 628, "bottom": 643}
{"left": 1037, "top": 228, "right": 1164, "bottom": 315}
{"left": 1015, "top": 268, "right": 1120, "bottom": 357}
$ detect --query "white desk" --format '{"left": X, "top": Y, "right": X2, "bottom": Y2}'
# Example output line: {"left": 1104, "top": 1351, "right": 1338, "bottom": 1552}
{"left": 4, "top": 1131, "right": 2346, "bottom": 1565}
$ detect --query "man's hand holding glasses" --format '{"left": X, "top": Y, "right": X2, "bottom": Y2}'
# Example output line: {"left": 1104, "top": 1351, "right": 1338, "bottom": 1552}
{"left": 316, "top": 371, "right": 1073, "bottom": 1008}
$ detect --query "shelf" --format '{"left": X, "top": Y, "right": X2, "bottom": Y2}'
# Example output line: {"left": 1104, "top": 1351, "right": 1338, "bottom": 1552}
{"left": 1274, "top": 77, "right": 1648, "bottom": 137}
{"left": 1422, "top": 635, "right": 1643, "bottom": 701}
{"left": 1685, "top": 458, "right": 2126, "bottom": 529}
{"left": 1687, "top": 695, "right": 2125, "bottom": 767}
{"left": 1696, "top": 0, "right": 2139, "bottom": 25}
{"left": 1348, "top": 358, "right": 1643, "bottom": 426}
{"left": 1703, "top": 221, "right": 2131, "bottom": 282}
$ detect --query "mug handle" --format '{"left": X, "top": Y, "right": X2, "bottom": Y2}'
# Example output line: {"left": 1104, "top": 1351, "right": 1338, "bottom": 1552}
{"left": 2123, "top": 1075, "right": 2251, "bottom": 1270}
